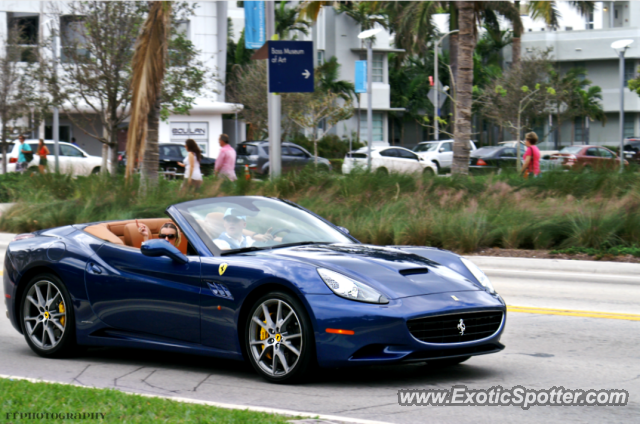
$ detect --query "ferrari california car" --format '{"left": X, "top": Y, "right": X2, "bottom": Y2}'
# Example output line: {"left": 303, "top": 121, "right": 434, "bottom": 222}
{"left": 3, "top": 196, "right": 506, "bottom": 383}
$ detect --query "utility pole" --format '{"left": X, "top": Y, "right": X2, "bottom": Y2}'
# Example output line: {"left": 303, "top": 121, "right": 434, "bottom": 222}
{"left": 434, "top": 29, "right": 458, "bottom": 141}
{"left": 266, "top": 1, "right": 281, "bottom": 179}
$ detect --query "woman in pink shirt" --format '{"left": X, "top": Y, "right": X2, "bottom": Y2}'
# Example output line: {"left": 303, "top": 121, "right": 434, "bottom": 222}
{"left": 521, "top": 131, "right": 541, "bottom": 178}
{"left": 214, "top": 134, "right": 237, "bottom": 181}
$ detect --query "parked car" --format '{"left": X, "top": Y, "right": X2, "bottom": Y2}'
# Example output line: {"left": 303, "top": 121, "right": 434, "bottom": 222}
{"left": 413, "top": 139, "right": 477, "bottom": 174}
{"left": 343, "top": 146, "right": 438, "bottom": 175}
{"left": 551, "top": 145, "right": 628, "bottom": 171}
{"left": 235, "top": 141, "right": 332, "bottom": 177}
{"left": 4, "top": 196, "right": 505, "bottom": 383}
{"left": 623, "top": 139, "right": 640, "bottom": 165}
{"left": 118, "top": 143, "right": 215, "bottom": 176}
{"left": 469, "top": 146, "right": 523, "bottom": 174}
{"left": 0, "top": 139, "right": 104, "bottom": 175}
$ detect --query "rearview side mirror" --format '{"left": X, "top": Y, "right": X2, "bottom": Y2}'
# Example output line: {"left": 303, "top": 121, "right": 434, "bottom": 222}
{"left": 337, "top": 226, "right": 350, "bottom": 235}
{"left": 141, "top": 239, "right": 188, "bottom": 264}
{"left": 439, "top": 147, "right": 445, "bottom": 153}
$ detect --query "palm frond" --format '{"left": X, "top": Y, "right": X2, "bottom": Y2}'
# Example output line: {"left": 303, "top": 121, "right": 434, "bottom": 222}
{"left": 528, "top": 1, "right": 561, "bottom": 30}
{"left": 125, "top": 1, "right": 171, "bottom": 178}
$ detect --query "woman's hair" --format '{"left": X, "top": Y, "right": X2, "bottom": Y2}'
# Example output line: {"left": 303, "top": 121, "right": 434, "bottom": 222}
{"left": 185, "top": 139, "right": 202, "bottom": 162}
{"left": 160, "top": 222, "right": 181, "bottom": 247}
{"left": 38, "top": 139, "right": 45, "bottom": 149}
{"left": 525, "top": 132, "right": 538, "bottom": 145}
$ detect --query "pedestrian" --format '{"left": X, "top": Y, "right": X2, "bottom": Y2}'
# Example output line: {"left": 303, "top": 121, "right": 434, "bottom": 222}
{"left": 36, "top": 139, "right": 49, "bottom": 174}
{"left": 214, "top": 134, "right": 237, "bottom": 181}
{"left": 521, "top": 131, "right": 541, "bottom": 178}
{"left": 71, "top": 137, "right": 79, "bottom": 147}
{"left": 15, "top": 135, "right": 33, "bottom": 173}
{"left": 177, "top": 138, "right": 203, "bottom": 191}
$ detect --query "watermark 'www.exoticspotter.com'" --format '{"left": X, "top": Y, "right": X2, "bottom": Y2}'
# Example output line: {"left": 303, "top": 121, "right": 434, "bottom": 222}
{"left": 398, "top": 385, "right": 629, "bottom": 410}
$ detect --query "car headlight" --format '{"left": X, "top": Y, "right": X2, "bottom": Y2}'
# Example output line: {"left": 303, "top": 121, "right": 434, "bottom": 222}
{"left": 317, "top": 268, "right": 389, "bottom": 304}
{"left": 460, "top": 258, "right": 495, "bottom": 294}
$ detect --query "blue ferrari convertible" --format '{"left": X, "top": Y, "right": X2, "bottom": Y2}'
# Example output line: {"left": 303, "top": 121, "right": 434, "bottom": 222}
{"left": 3, "top": 196, "right": 506, "bottom": 383}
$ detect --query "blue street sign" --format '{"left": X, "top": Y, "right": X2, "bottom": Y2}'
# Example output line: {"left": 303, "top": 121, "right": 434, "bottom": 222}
{"left": 355, "top": 60, "right": 367, "bottom": 93}
{"left": 244, "top": 1, "right": 265, "bottom": 49}
{"left": 268, "top": 41, "right": 314, "bottom": 93}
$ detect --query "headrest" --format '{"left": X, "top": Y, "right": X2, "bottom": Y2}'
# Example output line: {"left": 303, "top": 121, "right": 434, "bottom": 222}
{"left": 124, "top": 223, "right": 145, "bottom": 248}
{"left": 84, "top": 223, "right": 124, "bottom": 245}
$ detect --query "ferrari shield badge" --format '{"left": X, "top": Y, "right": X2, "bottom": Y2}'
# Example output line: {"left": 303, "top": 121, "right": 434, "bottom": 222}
{"left": 219, "top": 263, "right": 228, "bottom": 276}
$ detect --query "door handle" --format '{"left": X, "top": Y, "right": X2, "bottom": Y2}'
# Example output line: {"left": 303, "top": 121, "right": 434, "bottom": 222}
{"left": 88, "top": 263, "right": 103, "bottom": 275}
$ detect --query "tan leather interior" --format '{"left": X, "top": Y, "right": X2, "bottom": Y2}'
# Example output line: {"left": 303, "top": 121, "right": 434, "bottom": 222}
{"left": 84, "top": 218, "right": 189, "bottom": 255}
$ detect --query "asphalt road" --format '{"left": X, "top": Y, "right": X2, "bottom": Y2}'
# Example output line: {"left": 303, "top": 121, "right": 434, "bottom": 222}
{"left": 1, "top": 240, "right": 639, "bottom": 424}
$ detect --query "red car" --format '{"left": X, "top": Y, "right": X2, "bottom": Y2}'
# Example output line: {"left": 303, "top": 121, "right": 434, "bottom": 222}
{"left": 551, "top": 145, "right": 628, "bottom": 170}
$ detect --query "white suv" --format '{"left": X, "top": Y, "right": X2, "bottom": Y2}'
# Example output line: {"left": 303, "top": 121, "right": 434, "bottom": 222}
{"left": 342, "top": 146, "right": 438, "bottom": 175}
{"left": 0, "top": 139, "right": 104, "bottom": 175}
{"left": 413, "top": 140, "right": 477, "bottom": 174}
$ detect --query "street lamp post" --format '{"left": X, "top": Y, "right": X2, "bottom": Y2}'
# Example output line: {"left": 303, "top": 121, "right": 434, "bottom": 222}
{"left": 358, "top": 27, "right": 382, "bottom": 171}
{"left": 434, "top": 30, "right": 458, "bottom": 141}
{"left": 612, "top": 39, "right": 633, "bottom": 173}
{"left": 43, "top": 18, "right": 60, "bottom": 173}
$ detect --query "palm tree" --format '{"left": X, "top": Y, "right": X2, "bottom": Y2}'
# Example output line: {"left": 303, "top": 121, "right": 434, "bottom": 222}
{"left": 276, "top": 2, "right": 311, "bottom": 40}
{"left": 316, "top": 56, "right": 355, "bottom": 101}
{"left": 126, "top": 1, "right": 171, "bottom": 181}
{"left": 385, "top": 1, "right": 439, "bottom": 60}
{"left": 576, "top": 86, "right": 605, "bottom": 144}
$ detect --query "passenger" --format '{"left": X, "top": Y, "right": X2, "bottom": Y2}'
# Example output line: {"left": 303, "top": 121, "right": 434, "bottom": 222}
{"left": 214, "top": 208, "right": 260, "bottom": 250}
{"left": 137, "top": 220, "right": 181, "bottom": 248}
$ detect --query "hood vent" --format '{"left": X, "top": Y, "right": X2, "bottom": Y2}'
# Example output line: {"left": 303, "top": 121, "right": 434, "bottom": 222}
{"left": 399, "top": 268, "right": 429, "bottom": 276}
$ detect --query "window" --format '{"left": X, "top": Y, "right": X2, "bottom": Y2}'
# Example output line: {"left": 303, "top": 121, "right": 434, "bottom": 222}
{"left": 286, "top": 146, "right": 307, "bottom": 158}
{"left": 574, "top": 117, "right": 584, "bottom": 141}
{"left": 397, "top": 149, "right": 418, "bottom": 160}
{"left": 586, "top": 11, "right": 594, "bottom": 30}
{"left": 379, "top": 149, "right": 397, "bottom": 157}
{"left": 501, "top": 148, "right": 516, "bottom": 158}
{"left": 598, "top": 148, "right": 614, "bottom": 159}
{"left": 441, "top": 142, "right": 453, "bottom": 152}
{"left": 8, "top": 14, "right": 39, "bottom": 62}
{"left": 625, "top": 61, "right": 637, "bottom": 87}
{"left": 624, "top": 113, "right": 635, "bottom": 139}
{"left": 317, "top": 50, "right": 325, "bottom": 65}
{"left": 160, "top": 145, "right": 185, "bottom": 157}
{"left": 237, "top": 144, "right": 258, "bottom": 156}
{"left": 61, "top": 16, "right": 89, "bottom": 63}
{"left": 586, "top": 148, "right": 598, "bottom": 157}
{"left": 174, "top": 21, "right": 190, "bottom": 39}
{"left": 359, "top": 112, "right": 384, "bottom": 143}
{"left": 359, "top": 53, "right": 384, "bottom": 82}
{"left": 60, "top": 144, "right": 84, "bottom": 157}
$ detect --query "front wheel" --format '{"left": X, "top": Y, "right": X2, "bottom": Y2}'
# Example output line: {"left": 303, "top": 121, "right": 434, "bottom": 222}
{"left": 423, "top": 167, "right": 436, "bottom": 177}
{"left": 245, "top": 291, "right": 315, "bottom": 383}
{"left": 20, "top": 273, "right": 77, "bottom": 358}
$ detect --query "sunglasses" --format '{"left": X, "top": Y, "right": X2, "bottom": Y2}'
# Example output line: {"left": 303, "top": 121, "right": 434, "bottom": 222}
{"left": 158, "top": 233, "right": 176, "bottom": 240}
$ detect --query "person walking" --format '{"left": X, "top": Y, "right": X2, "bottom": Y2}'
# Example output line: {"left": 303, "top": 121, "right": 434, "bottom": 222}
{"left": 16, "top": 135, "right": 32, "bottom": 173}
{"left": 521, "top": 132, "right": 541, "bottom": 178}
{"left": 214, "top": 134, "right": 237, "bottom": 181}
{"left": 177, "top": 138, "right": 203, "bottom": 191}
{"left": 36, "top": 139, "right": 49, "bottom": 174}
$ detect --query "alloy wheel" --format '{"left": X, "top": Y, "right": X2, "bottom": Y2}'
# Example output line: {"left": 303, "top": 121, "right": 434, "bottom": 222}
{"left": 248, "top": 298, "right": 303, "bottom": 377}
{"left": 23, "top": 280, "right": 67, "bottom": 350}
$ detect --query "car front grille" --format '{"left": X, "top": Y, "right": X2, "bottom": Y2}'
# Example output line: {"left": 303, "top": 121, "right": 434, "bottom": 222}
{"left": 407, "top": 311, "right": 504, "bottom": 344}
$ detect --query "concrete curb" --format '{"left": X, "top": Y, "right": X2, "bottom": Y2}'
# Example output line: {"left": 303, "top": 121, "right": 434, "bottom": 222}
{"left": 465, "top": 255, "right": 640, "bottom": 278}
{"left": 0, "top": 374, "right": 393, "bottom": 424}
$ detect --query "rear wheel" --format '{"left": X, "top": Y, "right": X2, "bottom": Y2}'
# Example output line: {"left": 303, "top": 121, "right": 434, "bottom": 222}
{"left": 91, "top": 167, "right": 101, "bottom": 174}
{"left": 375, "top": 167, "right": 389, "bottom": 175}
{"left": 20, "top": 273, "right": 77, "bottom": 358}
{"left": 245, "top": 291, "right": 315, "bottom": 383}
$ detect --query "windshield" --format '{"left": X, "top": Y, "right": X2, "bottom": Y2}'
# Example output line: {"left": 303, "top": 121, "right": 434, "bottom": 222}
{"left": 472, "top": 146, "right": 501, "bottom": 157}
{"left": 175, "top": 197, "right": 354, "bottom": 254}
{"left": 560, "top": 146, "right": 584, "bottom": 154}
{"left": 413, "top": 143, "right": 439, "bottom": 153}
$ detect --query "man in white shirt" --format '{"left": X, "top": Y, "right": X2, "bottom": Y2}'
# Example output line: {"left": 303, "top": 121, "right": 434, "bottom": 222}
{"left": 213, "top": 208, "right": 256, "bottom": 250}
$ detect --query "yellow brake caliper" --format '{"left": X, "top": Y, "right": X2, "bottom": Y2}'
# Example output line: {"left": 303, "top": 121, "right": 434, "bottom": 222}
{"left": 59, "top": 302, "right": 65, "bottom": 327}
{"left": 260, "top": 317, "right": 272, "bottom": 359}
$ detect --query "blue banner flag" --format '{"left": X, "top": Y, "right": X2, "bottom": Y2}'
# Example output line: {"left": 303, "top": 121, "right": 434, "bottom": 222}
{"left": 355, "top": 60, "right": 367, "bottom": 93}
{"left": 244, "top": 1, "right": 265, "bottom": 49}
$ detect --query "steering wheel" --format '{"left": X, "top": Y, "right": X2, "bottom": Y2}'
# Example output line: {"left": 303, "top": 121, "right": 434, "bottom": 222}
{"left": 269, "top": 228, "right": 291, "bottom": 237}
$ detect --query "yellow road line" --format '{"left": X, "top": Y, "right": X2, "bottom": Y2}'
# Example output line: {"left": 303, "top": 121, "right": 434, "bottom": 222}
{"left": 508, "top": 305, "right": 640, "bottom": 321}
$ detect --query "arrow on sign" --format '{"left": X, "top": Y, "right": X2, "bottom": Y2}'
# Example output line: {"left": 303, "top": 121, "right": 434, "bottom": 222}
{"left": 302, "top": 69, "right": 311, "bottom": 79}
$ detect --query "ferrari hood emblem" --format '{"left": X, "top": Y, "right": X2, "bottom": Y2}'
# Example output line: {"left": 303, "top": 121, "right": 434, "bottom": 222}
{"left": 457, "top": 319, "right": 466, "bottom": 336}
{"left": 219, "top": 263, "right": 228, "bottom": 276}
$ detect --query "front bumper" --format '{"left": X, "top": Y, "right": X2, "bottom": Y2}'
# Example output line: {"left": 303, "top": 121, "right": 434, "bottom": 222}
{"left": 306, "top": 290, "right": 506, "bottom": 368}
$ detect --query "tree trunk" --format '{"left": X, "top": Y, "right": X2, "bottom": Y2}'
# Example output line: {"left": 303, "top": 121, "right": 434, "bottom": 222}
{"left": 512, "top": 1, "right": 521, "bottom": 67}
{"left": 356, "top": 94, "right": 361, "bottom": 143}
{"left": 141, "top": 96, "right": 161, "bottom": 184}
{"left": 101, "top": 142, "right": 109, "bottom": 174}
{"left": 449, "top": 2, "right": 458, "bottom": 135}
{"left": 451, "top": 1, "right": 475, "bottom": 176}
{"left": 1, "top": 118, "right": 7, "bottom": 174}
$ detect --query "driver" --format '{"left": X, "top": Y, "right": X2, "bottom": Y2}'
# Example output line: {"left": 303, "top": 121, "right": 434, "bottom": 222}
{"left": 213, "top": 208, "right": 257, "bottom": 250}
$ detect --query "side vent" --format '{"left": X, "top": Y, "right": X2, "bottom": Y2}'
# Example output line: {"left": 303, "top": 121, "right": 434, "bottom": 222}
{"left": 206, "top": 282, "right": 234, "bottom": 300}
{"left": 399, "top": 268, "right": 429, "bottom": 276}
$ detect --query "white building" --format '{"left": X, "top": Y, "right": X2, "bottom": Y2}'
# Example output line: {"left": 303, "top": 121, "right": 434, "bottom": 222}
{"left": 519, "top": 1, "right": 640, "bottom": 148}
{"left": 0, "top": 1, "right": 240, "bottom": 158}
